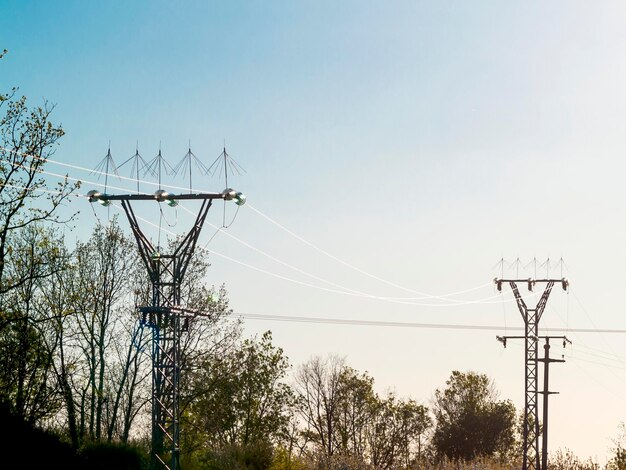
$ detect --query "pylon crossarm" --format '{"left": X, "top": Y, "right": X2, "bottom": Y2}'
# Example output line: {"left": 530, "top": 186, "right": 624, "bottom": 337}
{"left": 98, "top": 192, "right": 226, "bottom": 201}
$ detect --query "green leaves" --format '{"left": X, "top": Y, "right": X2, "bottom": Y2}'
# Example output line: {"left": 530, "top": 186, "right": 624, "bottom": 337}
{"left": 432, "top": 370, "right": 517, "bottom": 463}
{"left": 0, "top": 82, "right": 78, "bottom": 298}
{"left": 186, "top": 330, "right": 297, "bottom": 457}
{"left": 295, "top": 356, "right": 432, "bottom": 469}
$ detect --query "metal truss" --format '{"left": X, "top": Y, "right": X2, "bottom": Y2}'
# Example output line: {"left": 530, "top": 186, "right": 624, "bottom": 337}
{"left": 495, "top": 278, "right": 568, "bottom": 470}
{"left": 114, "top": 195, "right": 219, "bottom": 470}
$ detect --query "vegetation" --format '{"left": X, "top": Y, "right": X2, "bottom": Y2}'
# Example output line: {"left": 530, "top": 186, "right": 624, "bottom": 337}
{"left": 432, "top": 370, "right": 517, "bottom": 462}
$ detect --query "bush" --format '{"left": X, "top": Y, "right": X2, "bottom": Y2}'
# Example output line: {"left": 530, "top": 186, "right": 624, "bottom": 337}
{"left": 80, "top": 442, "right": 147, "bottom": 470}
{"left": 0, "top": 402, "right": 79, "bottom": 469}
{"left": 550, "top": 449, "right": 599, "bottom": 470}
{"left": 200, "top": 442, "right": 274, "bottom": 470}
{"left": 269, "top": 446, "right": 307, "bottom": 470}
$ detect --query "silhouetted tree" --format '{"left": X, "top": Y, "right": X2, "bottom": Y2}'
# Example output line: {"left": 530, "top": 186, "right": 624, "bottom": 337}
{"left": 432, "top": 370, "right": 516, "bottom": 462}
{"left": 0, "top": 49, "right": 78, "bottom": 305}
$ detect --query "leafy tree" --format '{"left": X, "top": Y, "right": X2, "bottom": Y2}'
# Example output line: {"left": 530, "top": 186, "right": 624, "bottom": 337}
{"left": 200, "top": 441, "right": 274, "bottom": 470}
{"left": 335, "top": 366, "right": 376, "bottom": 459}
{"left": 607, "top": 424, "right": 626, "bottom": 470}
{"left": 0, "top": 49, "right": 78, "bottom": 303}
{"left": 186, "top": 331, "right": 297, "bottom": 468}
{"left": 366, "top": 393, "right": 431, "bottom": 470}
{"left": 549, "top": 448, "right": 599, "bottom": 470}
{"left": 387, "top": 395, "right": 431, "bottom": 468}
{"left": 431, "top": 370, "right": 516, "bottom": 462}
{"left": 269, "top": 445, "right": 307, "bottom": 470}
{"left": 68, "top": 219, "right": 139, "bottom": 442}
{"left": 0, "top": 225, "right": 68, "bottom": 423}
{"left": 295, "top": 355, "right": 346, "bottom": 463}
{"left": 0, "top": 49, "right": 80, "bottom": 444}
{"left": 296, "top": 356, "right": 431, "bottom": 470}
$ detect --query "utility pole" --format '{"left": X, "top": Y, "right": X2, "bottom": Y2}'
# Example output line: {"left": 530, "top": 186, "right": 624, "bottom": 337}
{"left": 495, "top": 278, "right": 568, "bottom": 470}
{"left": 88, "top": 188, "right": 246, "bottom": 470}
{"left": 539, "top": 336, "right": 569, "bottom": 470}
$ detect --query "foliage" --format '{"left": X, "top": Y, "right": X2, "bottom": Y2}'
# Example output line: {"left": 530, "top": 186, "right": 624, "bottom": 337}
{"left": 295, "top": 355, "right": 432, "bottom": 469}
{"left": 607, "top": 424, "right": 626, "bottom": 470}
{"left": 269, "top": 446, "right": 308, "bottom": 470}
{"left": 0, "top": 310, "right": 61, "bottom": 420}
{"left": 367, "top": 392, "right": 432, "bottom": 469}
{"left": 0, "top": 49, "right": 78, "bottom": 300}
{"left": 295, "top": 354, "right": 346, "bottom": 461}
{"left": 80, "top": 441, "right": 148, "bottom": 470}
{"left": 0, "top": 225, "right": 68, "bottom": 423}
{"left": 432, "top": 370, "right": 517, "bottom": 463}
{"left": 200, "top": 441, "right": 274, "bottom": 470}
{"left": 0, "top": 48, "right": 78, "bottom": 428}
{"left": 0, "top": 401, "right": 80, "bottom": 469}
{"left": 186, "top": 330, "right": 298, "bottom": 461}
{"left": 549, "top": 448, "right": 600, "bottom": 470}
{"left": 35, "top": 218, "right": 152, "bottom": 447}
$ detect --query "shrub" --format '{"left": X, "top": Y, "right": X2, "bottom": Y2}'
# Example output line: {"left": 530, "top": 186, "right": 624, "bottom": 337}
{"left": 80, "top": 442, "right": 147, "bottom": 470}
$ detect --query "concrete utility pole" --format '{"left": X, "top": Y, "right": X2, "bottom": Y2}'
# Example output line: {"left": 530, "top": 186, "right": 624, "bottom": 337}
{"left": 495, "top": 277, "right": 568, "bottom": 470}
{"left": 539, "top": 337, "right": 569, "bottom": 470}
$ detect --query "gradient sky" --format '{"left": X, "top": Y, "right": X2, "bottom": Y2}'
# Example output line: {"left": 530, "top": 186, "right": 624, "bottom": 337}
{"left": 3, "top": 0, "right": 626, "bottom": 462}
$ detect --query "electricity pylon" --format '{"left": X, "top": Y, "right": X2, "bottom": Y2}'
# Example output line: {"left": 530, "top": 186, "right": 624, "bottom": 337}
{"left": 497, "top": 334, "right": 569, "bottom": 470}
{"left": 495, "top": 278, "right": 568, "bottom": 470}
{"left": 88, "top": 188, "right": 245, "bottom": 470}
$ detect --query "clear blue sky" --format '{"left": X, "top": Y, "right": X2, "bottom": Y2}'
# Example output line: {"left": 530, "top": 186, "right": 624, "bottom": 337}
{"left": 3, "top": 0, "right": 626, "bottom": 461}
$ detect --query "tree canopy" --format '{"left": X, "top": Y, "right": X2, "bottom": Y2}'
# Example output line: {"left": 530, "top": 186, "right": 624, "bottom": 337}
{"left": 432, "top": 370, "right": 517, "bottom": 462}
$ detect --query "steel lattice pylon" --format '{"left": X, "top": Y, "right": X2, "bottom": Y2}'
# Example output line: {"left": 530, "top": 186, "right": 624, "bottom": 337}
{"left": 88, "top": 189, "right": 245, "bottom": 470}
{"left": 495, "top": 278, "right": 568, "bottom": 470}
{"left": 124, "top": 198, "right": 212, "bottom": 470}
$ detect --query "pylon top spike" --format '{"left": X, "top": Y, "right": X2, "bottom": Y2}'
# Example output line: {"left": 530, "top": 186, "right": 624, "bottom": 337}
{"left": 91, "top": 143, "right": 120, "bottom": 192}
{"left": 118, "top": 142, "right": 150, "bottom": 193}
{"left": 207, "top": 144, "right": 246, "bottom": 190}
{"left": 144, "top": 143, "right": 174, "bottom": 188}
{"left": 172, "top": 141, "right": 210, "bottom": 192}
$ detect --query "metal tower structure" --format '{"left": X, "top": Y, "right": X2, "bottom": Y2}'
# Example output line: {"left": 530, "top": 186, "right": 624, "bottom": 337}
{"left": 495, "top": 278, "right": 568, "bottom": 470}
{"left": 497, "top": 334, "right": 569, "bottom": 470}
{"left": 87, "top": 188, "right": 245, "bottom": 470}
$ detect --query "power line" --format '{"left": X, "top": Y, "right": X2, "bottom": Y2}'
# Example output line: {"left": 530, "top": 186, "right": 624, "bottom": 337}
{"left": 113, "top": 201, "right": 534, "bottom": 308}
{"left": 245, "top": 202, "right": 495, "bottom": 299}
{"left": 1, "top": 145, "right": 498, "bottom": 301}
{"left": 8, "top": 152, "right": 500, "bottom": 305}
{"left": 6, "top": 156, "right": 505, "bottom": 307}
{"left": 567, "top": 358, "right": 626, "bottom": 406}
{"left": 0, "top": 181, "right": 86, "bottom": 198}
{"left": 0, "top": 166, "right": 605, "bottom": 317}
{"left": 566, "top": 346, "right": 626, "bottom": 368}
{"left": 566, "top": 354, "right": 626, "bottom": 373}
{"left": 177, "top": 202, "right": 503, "bottom": 305}
{"left": 234, "top": 313, "right": 626, "bottom": 334}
